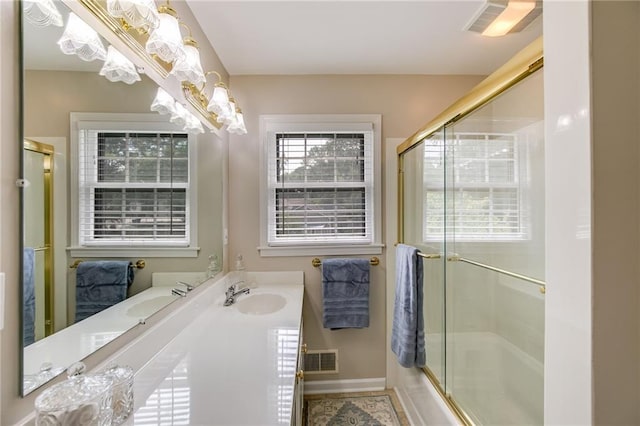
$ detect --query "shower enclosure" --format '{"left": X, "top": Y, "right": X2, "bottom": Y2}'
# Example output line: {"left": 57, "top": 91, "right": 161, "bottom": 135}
{"left": 397, "top": 41, "right": 544, "bottom": 424}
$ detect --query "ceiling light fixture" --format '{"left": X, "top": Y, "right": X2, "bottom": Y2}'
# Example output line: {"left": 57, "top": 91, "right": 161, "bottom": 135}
{"left": 170, "top": 23, "right": 206, "bottom": 86}
{"left": 57, "top": 12, "right": 107, "bottom": 62}
{"left": 482, "top": 0, "right": 535, "bottom": 37}
{"left": 100, "top": 45, "right": 142, "bottom": 84}
{"left": 23, "top": 0, "right": 63, "bottom": 27}
{"left": 465, "top": 0, "right": 540, "bottom": 37}
{"left": 145, "top": 2, "right": 185, "bottom": 63}
{"left": 106, "top": 0, "right": 160, "bottom": 33}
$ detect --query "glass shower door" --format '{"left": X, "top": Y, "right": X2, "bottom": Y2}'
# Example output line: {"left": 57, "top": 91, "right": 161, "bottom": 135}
{"left": 444, "top": 70, "right": 545, "bottom": 425}
{"left": 24, "top": 142, "right": 54, "bottom": 341}
{"left": 401, "top": 134, "right": 446, "bottom": 386}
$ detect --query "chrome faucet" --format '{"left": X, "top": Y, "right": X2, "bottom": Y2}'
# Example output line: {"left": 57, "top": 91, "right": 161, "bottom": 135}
{"left": 224, "top": 284, "right": 250, "bottom": 306}
{"left": 171, "top": 288, "right": 187, "bottom": 297}
{"left": 176, "top": 281, "right": 195, "bottom": 292}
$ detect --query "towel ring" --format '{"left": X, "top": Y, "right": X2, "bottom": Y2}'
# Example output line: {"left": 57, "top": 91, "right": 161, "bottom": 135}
{"left": 312, "top": 257, "right": 379, "bottom": 267}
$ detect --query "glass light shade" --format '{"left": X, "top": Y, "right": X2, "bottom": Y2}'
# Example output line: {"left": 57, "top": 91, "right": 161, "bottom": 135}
{"left": 150, "top": 87, "right": 175, "bottom": 115}
{"left": 170, "top": 43, "right": 206, "bottom": 86}
{"left": 227, "top": 110, "right": 247, "bottom": 135}
{"left": 184, "top": 113, "right": 204, "bottom": 134}
{"left": 206, "top": 85, "right": 230, "bottom": 115}
{"left": 23, "top": 0, "right": 63, "bottom": 27}
{"left": 145, "top": 10, "right": 185, "bottom": 63}
{"left": 218, "top": 98, "right": 236, "bottom": 125}
{"left": 57, "top": 12, "right": 107, "bottom": 62}
{"left": 236, "top": 111, "right": 247, "bottom": 134}
{"left": 170, "top": 103, "right": 189, "bottom": 127}
{"left": 99, "top": 46, "right": 141, "bottom": 84}
{"left": 107, "top": 0, "right": 160, "bottom": 32}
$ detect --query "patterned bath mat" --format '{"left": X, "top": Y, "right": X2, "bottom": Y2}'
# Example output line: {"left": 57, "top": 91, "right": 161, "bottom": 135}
{"left": 305, "top": 391, "right": 408, "bottom": 426}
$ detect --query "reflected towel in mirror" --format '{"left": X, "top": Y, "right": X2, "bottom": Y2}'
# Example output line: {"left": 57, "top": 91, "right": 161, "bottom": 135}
{"left": 75, "top": 261, "right": 134, "bottom": 323}
{"left": 23, "top": 247, "right": 36, "bottom": 346}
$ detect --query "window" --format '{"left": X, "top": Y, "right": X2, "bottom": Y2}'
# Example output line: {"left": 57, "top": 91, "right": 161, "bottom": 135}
{"left": 423, "top": 132, "right": 528, "bottom": 241}
{"left": 70, "top": 113, "right": 198, "bottom": 257}
{"left": 259, "top": 115, "right": 382, "bottom": 256}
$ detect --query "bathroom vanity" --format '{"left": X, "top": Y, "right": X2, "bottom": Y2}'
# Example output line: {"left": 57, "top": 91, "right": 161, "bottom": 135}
{"left": 22, "top": 272, "right": 305, "bottom": 425}
{"left": 127, "top": 272, "right": 305, "bottom": 425}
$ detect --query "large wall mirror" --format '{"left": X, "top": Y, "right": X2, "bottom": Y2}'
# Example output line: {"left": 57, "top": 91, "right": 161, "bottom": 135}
{"left": 20, "top": 0, "right": 226, "bottom": 396}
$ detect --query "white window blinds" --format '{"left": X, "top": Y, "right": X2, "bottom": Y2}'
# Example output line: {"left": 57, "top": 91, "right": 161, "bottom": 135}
{"left": 423, "top": 132, "right": 527, "bottom": 241}
{"left": 267, "top": 131, "right": 374, "bottom": 244}
{"left": 78, "top": 130, "right": 190, "bottom": 246}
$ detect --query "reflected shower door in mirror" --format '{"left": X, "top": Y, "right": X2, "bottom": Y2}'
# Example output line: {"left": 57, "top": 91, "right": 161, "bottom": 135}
{"left": 20, "top": 0, "right": 226, "bottom": 396}
{"left": 23, "top": 140, "right": 54, "bottom": 343}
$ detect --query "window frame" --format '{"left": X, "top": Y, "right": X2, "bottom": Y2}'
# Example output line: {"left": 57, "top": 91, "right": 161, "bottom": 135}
{"left": 422, "top": 131, "right": 530, "bottom": 243}
{"left": 69, "top": 113, "right": 199, "bottom": 258}
{"left": 259, "top": 114, "right": 383, "bottom": 257}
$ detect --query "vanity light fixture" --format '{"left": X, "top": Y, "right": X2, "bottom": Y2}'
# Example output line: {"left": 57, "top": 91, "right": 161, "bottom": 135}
{"left": 217, "top": 96, "right": 237, "bottom": 125}
{"left": 99, "top": 45, "right": 142, "bottom": 84}
{"left": 57, "top": 12, "right": 107, "bottom": 62}
{"left": 106, "top": 0, "right": 160, "bottom": 33}
{"left": 23, "top": 0, "right": 63, "bottom": 27}
{"left": 145, "top": 2, "right": 185, "bottom": 64}
{"left": 184, "top": 113, "right": 205, "bottom": 134}
{"left": 150, "top": 87, "right": 176, "bottom": 115}
{"left": 226, "top": 107, "right": 247, "bottom": 135}
{"left": 205, "top": 71, "right": 232, "bottom": 117}
{"left": 169, "top": 102, "right": 189, "bottom": 127}
{"left": 170, "top": 24, "right": 206, "bottom": 86}
{"left": 181, "top": 70, "right": 246, "bottom": 133}
{"left": 482, "top": 0, "right": 536, "bottom": 37}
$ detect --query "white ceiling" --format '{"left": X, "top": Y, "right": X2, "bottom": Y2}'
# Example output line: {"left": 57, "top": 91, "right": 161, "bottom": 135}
{"left": 185, "top": 0, "right": 542, "bottom": 76}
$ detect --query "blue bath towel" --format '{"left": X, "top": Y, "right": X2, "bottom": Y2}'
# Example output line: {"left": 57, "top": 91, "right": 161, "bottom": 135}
{"left": 75, "top": 261, "right": 134, "bottom": 323}
{"left": 391, "top": 244, "right": 426, "bottom": 368}
{"left": 322, "top": 258, "right": 370, "bottom": 329}
{"left": 23, "top": 247, "right": 36, "bottom": 346}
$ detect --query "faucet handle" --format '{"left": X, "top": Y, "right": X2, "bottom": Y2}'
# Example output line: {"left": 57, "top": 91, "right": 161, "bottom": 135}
{"left": 226, "top": 284, "right": 236, "bottom": 297}
{"left": 176, "top": 280, "right": 194, "bottom": 291}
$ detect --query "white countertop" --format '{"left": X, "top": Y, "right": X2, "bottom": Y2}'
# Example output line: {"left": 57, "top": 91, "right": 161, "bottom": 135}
{"left": 125, "top": 275, "right": 305, "bottom": 425}
{"left": 24, "top": 286, "right": 182, "bottom": 380}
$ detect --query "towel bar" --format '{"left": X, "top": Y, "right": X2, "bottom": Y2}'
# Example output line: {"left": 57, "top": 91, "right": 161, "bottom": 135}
{"left": 70, "top": 259, "right": 146, "bottom": 269}
{"left": 312, "top": 257, "right": 379, "bottom": 267}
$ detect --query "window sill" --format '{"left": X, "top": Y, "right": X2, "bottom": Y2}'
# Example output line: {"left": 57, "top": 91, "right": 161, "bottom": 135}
{"left": 68, "top": 246, "right": 200, "bottom": 258}
{"left": 258, "top": 244, "right": 384, "bottom": 257}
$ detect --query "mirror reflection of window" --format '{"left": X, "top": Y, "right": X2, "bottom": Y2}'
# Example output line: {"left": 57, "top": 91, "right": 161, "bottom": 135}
{"left": 78, "top": 131, "right": 190, "bottom": 246}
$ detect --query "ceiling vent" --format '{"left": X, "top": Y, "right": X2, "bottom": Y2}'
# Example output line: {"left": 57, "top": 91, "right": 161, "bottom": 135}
{"left": 464, "top": 1, "right": 542, "bottom": 35}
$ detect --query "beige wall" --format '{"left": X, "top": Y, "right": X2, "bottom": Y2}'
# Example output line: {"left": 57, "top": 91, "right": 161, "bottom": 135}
{"left": 227, "top": 74, "right": 484, "bottom": 381}
{"left": 2, "top": 1, "right": 229, "bottom": 423}
{"left": 591, "top": 1, "right": 640, "bottom": 423}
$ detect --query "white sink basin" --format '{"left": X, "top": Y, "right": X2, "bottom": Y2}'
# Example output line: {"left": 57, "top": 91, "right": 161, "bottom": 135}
{"left": 235, "top": 293, "right": 287, "bottom": 315}
{"left": 126, "top": 295, "right": 176, "bottom": 317}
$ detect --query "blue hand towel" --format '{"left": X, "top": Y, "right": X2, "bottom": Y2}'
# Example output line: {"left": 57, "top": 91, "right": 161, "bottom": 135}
{"left": 75, "top": 260, "right": 134, "bottom": 323}
{"left": 391, "top": 244, "right": 426, "bottom": 368}
{"left": 322, "top": 258, "right": 370, "bottom": 329}
{"left": 23, "top": 247, "right": 36, "bottom": 346}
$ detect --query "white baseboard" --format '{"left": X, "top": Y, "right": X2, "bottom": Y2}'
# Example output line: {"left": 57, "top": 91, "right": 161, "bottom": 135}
{"left": 304, "top": 378, "right": 386, "bottom": 395}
